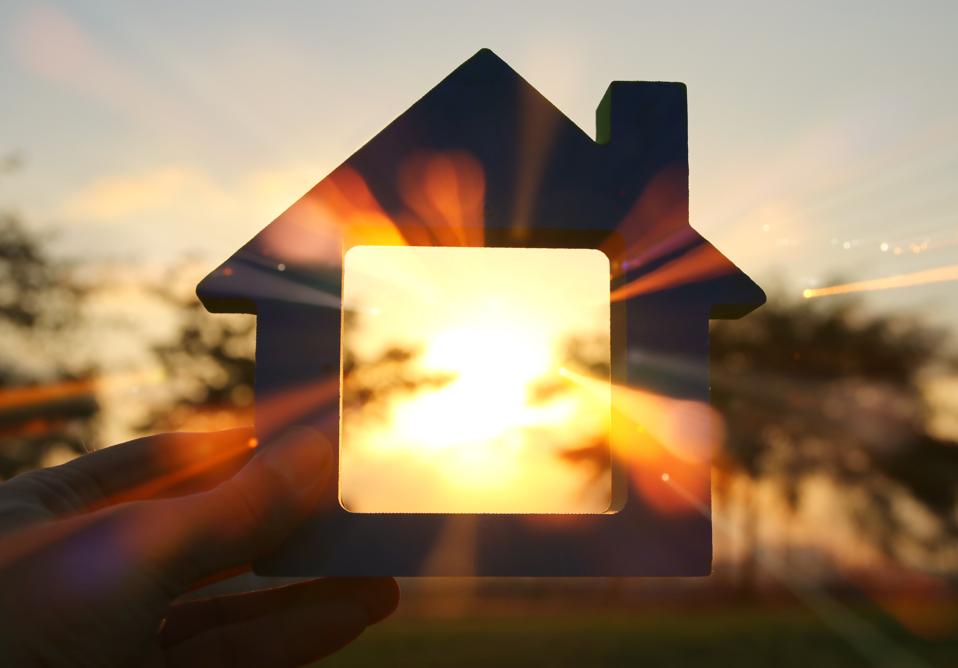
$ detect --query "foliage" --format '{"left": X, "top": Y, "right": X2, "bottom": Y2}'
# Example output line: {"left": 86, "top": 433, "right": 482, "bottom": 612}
{"left": 139, "top": 291, "right": 453, "bottom": 435}
{"left": 0, "top": 214, "right": 98, "bottom": 478}
{"left": 136, "top": 276, "right": 256, "bottom": 434}
{"left": 711, "top": 291, "right": 958, "bottom": 566}
{"left": 342, "top": 343, "right": 454, "bottom": 422}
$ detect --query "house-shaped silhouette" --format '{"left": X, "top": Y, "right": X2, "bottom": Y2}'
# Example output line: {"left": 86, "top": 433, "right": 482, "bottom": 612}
{"left": 197, "top": 49, "right": 764, "bottom": 576}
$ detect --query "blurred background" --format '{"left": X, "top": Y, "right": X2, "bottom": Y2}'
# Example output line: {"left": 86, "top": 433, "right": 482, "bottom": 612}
{"left": 2, "top": 1, "right": 957, "bottom": 665}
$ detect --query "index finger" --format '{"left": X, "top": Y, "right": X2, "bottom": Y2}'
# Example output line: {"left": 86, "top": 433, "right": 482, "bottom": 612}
{"left": 0, "top": 428, "right": 333, "bottom": 631}
{"left": 0, "top": 429, "right": 255, "bottom": 531}
{"left": 83, "top": 427, "right": 333, "bottom": 596}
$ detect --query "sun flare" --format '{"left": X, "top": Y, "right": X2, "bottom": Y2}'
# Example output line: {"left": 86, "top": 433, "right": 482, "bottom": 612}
{"left": 339, "top": 246, "right": 612, "bottom": 513}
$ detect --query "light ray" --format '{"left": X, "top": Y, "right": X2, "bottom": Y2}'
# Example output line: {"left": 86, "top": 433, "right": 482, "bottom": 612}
{"left": 803, "top": 264, "right": 958, "bottom": 299}
{"left": 0, "top": 369, "right": 165, "bottom": 413}
{"left": 610, "top": 243, "right": 732, "bottom": 302}
{"left": 397, "top": 152, "right": 485, "bottom": 247}
{"left": 559, "top": 367, "right": 722, "bottom": 515}
{"left": 79, "top": 376, "right": 341, "bottom": 510}
{"left": 661, "top": 472, "right": 932, "bottom": 668}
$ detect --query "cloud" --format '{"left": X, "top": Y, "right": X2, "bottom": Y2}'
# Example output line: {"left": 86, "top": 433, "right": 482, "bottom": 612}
{"left": 61, "top": 166, "right": 230, "bottom": 222}
{"left": 51, "top": 163, "right": 326, "bottom": 261}
{"left": 55, "top": 162, "right": 327, "bottom": 261}
{"left": 61, "top": 162, "right": 326, "bottom": 224}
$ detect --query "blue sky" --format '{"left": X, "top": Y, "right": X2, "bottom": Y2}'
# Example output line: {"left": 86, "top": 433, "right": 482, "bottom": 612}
{"left": 2, "top": 1, "right": 957, "bottom": 326}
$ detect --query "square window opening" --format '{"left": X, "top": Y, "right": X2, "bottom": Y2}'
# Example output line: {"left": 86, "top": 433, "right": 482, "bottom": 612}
{"left": 340, "top": 246, "right": 612, "bottom": 514}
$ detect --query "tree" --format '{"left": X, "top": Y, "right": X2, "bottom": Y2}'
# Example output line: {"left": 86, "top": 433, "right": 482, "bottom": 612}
{"left": 710, "top": 289, "right": 958, "bottom": 574}
{"left": 138, "top": 287, "right": 452, "bottom": 437}
{"left": 136, "top": 269, "right": 256, "bottom": 434}
{"left": 0, "top": 213, "right": 98, "bottom": 478}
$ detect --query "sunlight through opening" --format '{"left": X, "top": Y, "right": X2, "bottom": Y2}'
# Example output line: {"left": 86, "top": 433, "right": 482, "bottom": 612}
{"left": 339, "top": 246, "right": 612, "bottom": 513}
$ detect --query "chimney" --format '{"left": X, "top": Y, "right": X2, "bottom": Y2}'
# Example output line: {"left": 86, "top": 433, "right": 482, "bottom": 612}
{"left": 596, "top": 81, "right": 689, "bottom": 206}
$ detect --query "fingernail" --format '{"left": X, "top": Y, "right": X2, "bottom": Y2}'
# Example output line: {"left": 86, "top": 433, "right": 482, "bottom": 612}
{"left": 260, "top": 427, "right": 333, "bottom": 503}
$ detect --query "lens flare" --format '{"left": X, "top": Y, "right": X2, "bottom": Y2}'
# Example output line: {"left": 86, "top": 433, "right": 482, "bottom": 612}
{"left": 610, "top": 243, "right": 735, "bottom": 302}
{"left": 560, "top": 367, "right": 723, "bottom": 515}
{"left": 0, "top": 368, "right": 165, "bottom": 412}
{"left": 398, "top": 152, "right": 485, "bottom": 247}
{"left": 339, "top": 247, "right": 612, "bottom": 514}
{"left": 803, "top": 264, "right": 958, "bottom": 299}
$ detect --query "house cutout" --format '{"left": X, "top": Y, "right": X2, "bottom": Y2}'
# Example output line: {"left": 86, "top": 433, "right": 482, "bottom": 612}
{"left": 197, "top": 48, "right": 764, "bottom": 576}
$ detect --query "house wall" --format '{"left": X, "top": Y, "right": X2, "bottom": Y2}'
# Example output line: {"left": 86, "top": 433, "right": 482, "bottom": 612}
{"left": 251, "top": 295, "right": 713, "bottom": 577}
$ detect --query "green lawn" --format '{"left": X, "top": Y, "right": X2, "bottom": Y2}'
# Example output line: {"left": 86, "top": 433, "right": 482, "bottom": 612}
{"left": 319, "top": 607, "right": 958, "bottom": 667}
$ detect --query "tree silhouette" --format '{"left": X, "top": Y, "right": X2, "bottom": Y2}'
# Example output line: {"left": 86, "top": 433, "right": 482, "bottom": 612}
{"left": 342, "top": 343, "right": 454, "bottom": 423}
{"left": 139, "top": 292, "right": 453, "bottom": 435}
{"left": 0, "top": 212, "right": 98, "bottom": 478}
{"left": 710, "top": 289, "right": 958, "bottom": 571}
{"left": 136, "top": 268, "right": 256, "bottom": 434}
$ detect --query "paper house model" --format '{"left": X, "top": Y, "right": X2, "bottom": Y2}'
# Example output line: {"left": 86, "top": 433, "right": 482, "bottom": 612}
{"left": 197, "top": 49, "right": 764, "bottom": 576}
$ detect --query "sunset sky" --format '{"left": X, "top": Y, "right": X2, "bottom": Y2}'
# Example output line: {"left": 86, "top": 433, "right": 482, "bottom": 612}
{"left": 0, "top": 2, "right": 955, "bottom": 576}
{"left": 1, "top": 1, "right": 956, "bottom": 330}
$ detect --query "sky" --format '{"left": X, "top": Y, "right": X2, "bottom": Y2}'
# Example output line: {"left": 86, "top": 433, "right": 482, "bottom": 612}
{"left": 1, "top": 0, "right": 957, "bottom": 328}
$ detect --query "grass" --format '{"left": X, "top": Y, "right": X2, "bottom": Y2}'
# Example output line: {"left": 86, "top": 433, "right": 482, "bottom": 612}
{"left": 318, "top": 606, "right": 958, "bottom": 667}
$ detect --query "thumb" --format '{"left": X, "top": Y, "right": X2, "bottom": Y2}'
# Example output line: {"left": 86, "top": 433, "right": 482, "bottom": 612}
{"left": 151, "top": 426, "right": 332, "bottom": 591}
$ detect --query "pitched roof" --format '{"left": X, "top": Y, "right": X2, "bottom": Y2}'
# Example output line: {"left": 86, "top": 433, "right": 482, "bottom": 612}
{"left": 198, "top": 48, "right": 764, "bottom": 319}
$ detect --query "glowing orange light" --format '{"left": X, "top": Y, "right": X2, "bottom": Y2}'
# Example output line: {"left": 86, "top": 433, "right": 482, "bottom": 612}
{"left": 561, "top": 367, "right": 723, "bottom": 515}
{"left": 92, "top": 436, "right": 252, "bottom": 510}
{"left": 600, "top": 166, "right": 689, "bottom": 270}
{"left": 0, "top": 369, "right": 164, "bottom": 412}
{"left": 803, "top": 264, "right": 958, "bottom": 299}
{"left": 255, "top": 165, "right": 408, "bottom": 265}
{"left": 397, "top": 151, "right": 485, "bottom": 247}
{"left": 610, "top": 243, "right": 734, "bottom": 302}
{"left": 339, "top": 247, "right": 611, "bottom": 514}
{"left": 0, "top": 378, "right": 96, "bottom": 411}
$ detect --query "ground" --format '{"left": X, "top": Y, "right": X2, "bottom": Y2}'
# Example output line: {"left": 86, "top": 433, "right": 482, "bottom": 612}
{"left": 318, "top": 604, "right": 958, "bottom": 667}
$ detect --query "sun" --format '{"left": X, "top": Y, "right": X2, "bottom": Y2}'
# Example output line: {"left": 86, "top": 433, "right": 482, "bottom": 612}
{"left": 339, "top": 245, "right": 612, "bottom": 513}
{"left": 392, "top": 316, "right": 555, "bottom": 453}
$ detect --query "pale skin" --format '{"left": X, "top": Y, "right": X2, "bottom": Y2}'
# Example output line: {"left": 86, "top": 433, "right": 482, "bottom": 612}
{"left": 0, "top": 427, "right": 399, "bottom": 667}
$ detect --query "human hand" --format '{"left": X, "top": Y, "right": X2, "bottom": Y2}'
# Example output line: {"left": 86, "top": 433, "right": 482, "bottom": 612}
{"left": 0, "top": 427, "right": 398, "bottom": 667}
